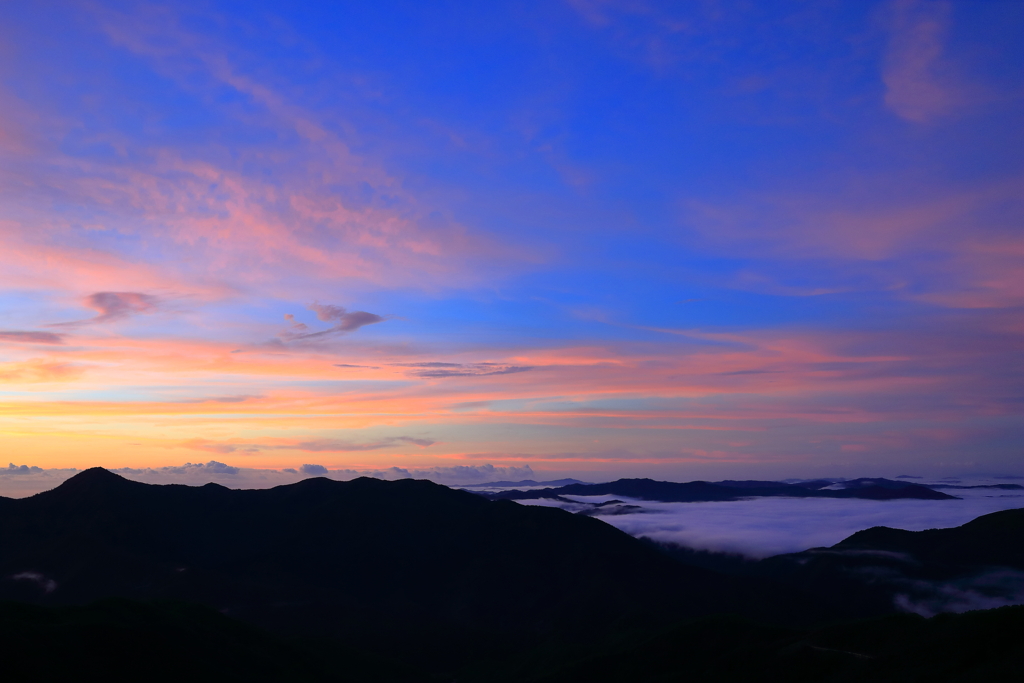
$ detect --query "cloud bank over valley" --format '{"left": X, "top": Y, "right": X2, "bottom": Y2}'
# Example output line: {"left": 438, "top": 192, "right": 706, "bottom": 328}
{"left": 516, "top": 478, "right": 1024, "bottom": 558}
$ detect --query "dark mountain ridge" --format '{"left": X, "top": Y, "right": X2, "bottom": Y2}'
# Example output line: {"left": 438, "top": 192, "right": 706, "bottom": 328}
{"left": 830, "top": 506, "right": 1024, "bottom": 574}
{"left": 485, "top": 476, "right": 957, "bottom": 503}
{"left": 461, "top": 478, "right": 586, "bottom": 488}
{"left": 768, "top": 505, "right": 1024, "bottom": 577}
{"left": 0, "top": 467, "right": 797, "bottom": 672}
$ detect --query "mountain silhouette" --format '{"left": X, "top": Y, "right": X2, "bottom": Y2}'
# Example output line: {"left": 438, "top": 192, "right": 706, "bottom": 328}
{"left": 0, "top": 468, "right": 783, "bottom": 672}
{"left": 833, "top": 506, "right": 1024, "bottom": 570}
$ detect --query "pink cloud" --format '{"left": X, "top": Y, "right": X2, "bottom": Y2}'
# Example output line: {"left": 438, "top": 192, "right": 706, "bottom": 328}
{"left": 682, "top": 175, "right": 1024, "bottom": 309}
{"left": 0, "top": 331, "right": 65, "bottom": 345}
{"left": 181, "top": 436, "right": 436, "bottom": 454}
{"left": 881, "top": 0, "right": 957, "bottom": 123}
{"left": 61, "top": 292, "right": 161, "bottom": 326}
{"left": 0, "top": 359, "right": 83, "bottom": 384}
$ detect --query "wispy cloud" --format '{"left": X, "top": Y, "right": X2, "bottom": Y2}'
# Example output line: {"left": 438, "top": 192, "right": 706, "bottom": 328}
{"left": 181, "top": 435, "right": 436, "bottom": 454}
{"left": 51, "top": 292, "right": 161, "bottom": 327}
{"left": 175, "top": 395, "right": 261, "bottom": 404}
{"left": 281, "top": 302, "right": 386, "bottom": 341}
{"left": 293, "top": 436, "right": 436, "bottom": 451}
{"left": 393, "top": 362, "right": 534, "bottom": 378}
{"left": 0, "top": 331, "right": 65, "bottom": 344}
{"left": 0, "top": 360, "right": 83, "bottom": 383}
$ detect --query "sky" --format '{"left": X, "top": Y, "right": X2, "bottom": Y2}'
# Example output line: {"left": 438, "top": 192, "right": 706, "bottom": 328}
{"left": 1, "top": 0, "right": 1022, "bottom": 485}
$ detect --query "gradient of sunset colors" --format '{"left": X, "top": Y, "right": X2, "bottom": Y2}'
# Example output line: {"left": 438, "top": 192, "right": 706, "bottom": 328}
{"left": 1, "top": 0, "right": 1022, "bottom": 482}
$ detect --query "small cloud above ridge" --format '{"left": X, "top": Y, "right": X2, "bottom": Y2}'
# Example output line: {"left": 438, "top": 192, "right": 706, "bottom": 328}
{"left": 1, "top": 463, "right": 45, "bottom": 476}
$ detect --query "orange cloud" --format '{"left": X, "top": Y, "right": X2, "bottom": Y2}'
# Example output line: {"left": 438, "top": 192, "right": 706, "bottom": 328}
{"left": 0, "top": 359, "right": 84, "bottom": 383}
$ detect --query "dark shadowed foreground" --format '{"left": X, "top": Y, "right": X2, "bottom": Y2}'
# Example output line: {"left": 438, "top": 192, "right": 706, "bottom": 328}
{"left": 0, "top": 469, "right": 1021, "bottom": 681}
{"left": 529, "top": 606, "right": 1024, "bottom": 682}
{"left": 2, "top": 600, "right": 1022, "bottom": 682}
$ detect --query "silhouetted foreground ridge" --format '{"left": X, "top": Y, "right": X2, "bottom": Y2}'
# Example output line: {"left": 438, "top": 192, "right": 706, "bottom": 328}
{"left": 0, "top": 468, "right": 752, "bottom": 674}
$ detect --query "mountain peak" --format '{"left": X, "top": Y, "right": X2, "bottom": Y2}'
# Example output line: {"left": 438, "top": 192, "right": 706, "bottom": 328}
{"left": 73, "top": 466, "right": 118, "bottom": 477}
{"left": 37, "top": 467, "right": 139, "bottom": 500}
{"left": 62, "top": 467, "right": 126, "bottom": 484}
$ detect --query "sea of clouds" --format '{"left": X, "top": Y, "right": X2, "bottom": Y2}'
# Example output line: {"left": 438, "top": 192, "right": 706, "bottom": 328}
{"left": 513, "top": 477, "right": 1024, "bottom": 558}
{"left": 4, "top": 463, "right": 1022, "bottom": 564}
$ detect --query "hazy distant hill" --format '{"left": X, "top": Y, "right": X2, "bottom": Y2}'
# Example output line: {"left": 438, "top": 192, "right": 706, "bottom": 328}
{"left": 833, "top": 506, "right": 1024, "bottom": 570}
{"left": 749, "top": 507, "right": 1024, "bottom": 618}
{"left": 485, "top": 477, "right": 957, "bottom": 503}
{"left": 461, "top": 478, "right": 587, "bottom": 488}
{"left": 650, "top": 506, "right": 1024, "bottom": 622}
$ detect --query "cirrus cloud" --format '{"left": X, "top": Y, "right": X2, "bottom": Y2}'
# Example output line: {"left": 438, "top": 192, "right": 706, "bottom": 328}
{"left": 392, "top": 362, "right": 534, "bottom": 378}
{"left": 181, "top": 435, "right": 436, "bottom": 454}
{"left": 0, "top": 331, "right": 65, "bottom": 345}
{"left": 280, "top": 302, "right": 387, "bottom": 342}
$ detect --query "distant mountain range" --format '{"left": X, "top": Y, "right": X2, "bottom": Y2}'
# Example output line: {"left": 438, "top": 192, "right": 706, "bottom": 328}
{"left": 0, "top": 468, "right": 1020, "bottom": 681}
{"left": 483, "top": 477, "right": 958, "bottom": 503}
{"left": 460, "top": 478, "right": 587, "bottom": 488}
